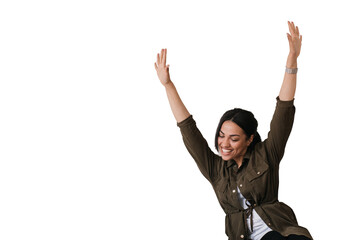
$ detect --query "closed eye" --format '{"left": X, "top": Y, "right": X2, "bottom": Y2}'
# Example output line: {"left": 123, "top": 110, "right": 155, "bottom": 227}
{"left": 219, "top": 130, "right": 241, "bottom": 140}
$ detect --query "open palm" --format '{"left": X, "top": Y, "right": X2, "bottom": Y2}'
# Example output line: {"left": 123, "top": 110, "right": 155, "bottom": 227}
{"left": 287, "top": 21, "right": 302, "bottom": 58}
{"left": 154, "top": 48, "right": 170, "bottom": 86}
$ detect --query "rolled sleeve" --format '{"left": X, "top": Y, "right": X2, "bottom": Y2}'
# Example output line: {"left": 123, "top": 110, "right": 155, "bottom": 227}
{"left": 276, "top": 96, "right": 294, "bottom": 107}
{"left": 177, "top": 115, "right": 194, "bottom": 128}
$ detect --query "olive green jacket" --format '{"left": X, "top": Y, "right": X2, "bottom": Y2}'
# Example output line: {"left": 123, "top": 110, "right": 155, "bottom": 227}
{"left": 177, "top": 97, "right": 313, "bottom": 240}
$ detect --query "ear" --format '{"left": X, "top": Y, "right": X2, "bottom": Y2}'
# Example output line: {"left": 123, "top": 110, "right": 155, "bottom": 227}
{"left": 247, "top": 134, "right": 254, "bottom": 146}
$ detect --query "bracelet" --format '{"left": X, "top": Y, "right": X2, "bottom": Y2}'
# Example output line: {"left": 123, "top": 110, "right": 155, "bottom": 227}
{"left": 285, "top": 67, "right": 298, "bottom": 74}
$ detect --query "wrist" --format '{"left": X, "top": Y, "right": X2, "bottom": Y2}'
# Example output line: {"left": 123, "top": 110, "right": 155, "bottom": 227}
{"left": 286, "top": 53, "right": 298, "bottom": 68}
{"left": 163, "top": 80, "right": 174, "bottom": 89}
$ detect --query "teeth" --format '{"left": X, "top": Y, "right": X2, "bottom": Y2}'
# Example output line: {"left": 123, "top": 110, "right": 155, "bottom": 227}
{"left": 222, "top": 149, "right": 231, "bottom": 153}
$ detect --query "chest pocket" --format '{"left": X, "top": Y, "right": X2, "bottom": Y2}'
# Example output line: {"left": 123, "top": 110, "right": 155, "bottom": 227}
{"left": 244, "top": 160, "right": 270, "bottom": 203}
{"left": 246, "top": 160, "right": 269, "bottom": 182}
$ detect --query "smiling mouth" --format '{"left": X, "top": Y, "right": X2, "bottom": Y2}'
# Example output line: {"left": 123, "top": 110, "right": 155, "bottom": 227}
{"left": 221, "top": 148, "right": 233, "bottom": 155}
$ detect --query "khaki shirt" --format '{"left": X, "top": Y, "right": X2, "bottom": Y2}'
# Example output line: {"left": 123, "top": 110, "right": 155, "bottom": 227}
{"left": 177, "top": 97, "right": 313, "bottom": 240}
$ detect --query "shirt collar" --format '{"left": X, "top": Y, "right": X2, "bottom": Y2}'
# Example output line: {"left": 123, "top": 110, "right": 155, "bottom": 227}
{"left": 225, "top": 150, "right": 252, "bottom": 168}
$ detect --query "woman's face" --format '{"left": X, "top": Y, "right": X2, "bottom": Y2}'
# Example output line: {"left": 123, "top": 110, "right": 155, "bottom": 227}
{"left": 218, "top": 120, "right": 253, "bottom": 162}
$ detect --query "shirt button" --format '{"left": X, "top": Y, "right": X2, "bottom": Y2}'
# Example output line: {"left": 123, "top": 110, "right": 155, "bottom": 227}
{"left": 232, "top": 189, "right": 236, "bottom": 193}
{"left": 239, "top": 184, "right": 243, "bottom": 187}
{"left": 268, "top": 222, "right": 271, "bottom": 226}
{"left": 257, "top": 171, "right": 261, "bottom": 175}
{"left": 240, "top": 234, "right": 244, "bottom": 238}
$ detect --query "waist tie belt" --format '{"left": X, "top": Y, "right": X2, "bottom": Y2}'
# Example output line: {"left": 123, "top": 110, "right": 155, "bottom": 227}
{"left": 226, "top": 202, "right": 257, "bottom": 239}
{"left": 245, "top": 202, "right": 255, "bottom": 233}
{"left": 226, "top": 201, "right": 277, "bottom": 239}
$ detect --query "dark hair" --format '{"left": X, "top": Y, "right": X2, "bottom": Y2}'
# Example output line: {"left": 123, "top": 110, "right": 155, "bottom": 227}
{"left": 215, "top": 108, "right": 261, "bottom": 152}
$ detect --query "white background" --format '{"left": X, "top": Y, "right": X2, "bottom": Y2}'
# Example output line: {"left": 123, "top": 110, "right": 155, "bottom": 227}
{"left": 1, "top": 0, "right": 359, "bottom": 239}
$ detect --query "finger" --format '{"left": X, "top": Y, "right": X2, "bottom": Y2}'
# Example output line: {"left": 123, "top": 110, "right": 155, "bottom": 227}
{"left": 164, "top": 48, "right": 167, "bottom": 65}
{"left": 157, "top": 53, "right": 160, "bottom": 65}
{"left": 288, "top": 21, "right": 294, "bottom": 35}
{"left": 292, "top": 22, "right": 297, "bottom": 35}
{"left": 286, "top": 33, "right": 292, "bottom": 43}
{"left": 161, "top": 48, "right": 166, "bottom": 66}
{"left": 300, "top": 35, "right": 303, "bottom": 42}
{"left": 295, "top": 26, "right": 299, "bottom": 36}
{"left": 154, "top": 62, "right": 158, "bottom": 71}
{"left": 160, "top": 49, "right": 164, "bottom": 65}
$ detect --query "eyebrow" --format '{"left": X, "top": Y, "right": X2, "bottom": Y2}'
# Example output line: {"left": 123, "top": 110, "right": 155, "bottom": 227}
{"left": 220, "top": 130, "right": 241, "bottom": 137}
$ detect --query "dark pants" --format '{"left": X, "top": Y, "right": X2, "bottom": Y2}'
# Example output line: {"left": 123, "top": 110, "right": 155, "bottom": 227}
{"left": 261, "top": 231, "right": 311, "bottom": 240}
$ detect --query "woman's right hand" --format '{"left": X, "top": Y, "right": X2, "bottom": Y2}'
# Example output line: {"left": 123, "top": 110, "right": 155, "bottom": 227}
{"left": 154, "top": 48, "right": 171, "bottom": 86}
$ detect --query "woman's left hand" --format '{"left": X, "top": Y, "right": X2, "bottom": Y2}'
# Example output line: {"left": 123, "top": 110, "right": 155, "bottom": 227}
{"left": 287, "top": 21, "right": 302, "bottom": 58}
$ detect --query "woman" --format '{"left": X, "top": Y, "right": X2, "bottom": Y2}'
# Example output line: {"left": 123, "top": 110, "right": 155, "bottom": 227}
{"left": 154, "top": 21, "right": 312, "bottom": 240}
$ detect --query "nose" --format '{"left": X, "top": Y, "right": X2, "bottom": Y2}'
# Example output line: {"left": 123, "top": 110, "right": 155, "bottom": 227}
{"left": 221, "top": 138, "right": 231, "bottom": 148}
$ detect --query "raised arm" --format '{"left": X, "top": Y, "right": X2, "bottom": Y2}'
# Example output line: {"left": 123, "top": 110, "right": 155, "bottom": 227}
{"left": 279, "top": 21, "right": 302, "bottom": 101}
{"left": 263, "top": 22, "right": 302, "bottom": 166}
{"left": 154, "top": 48, "right": 190, "bottom": 123}
{"left": 155, "top": 49, "right": 219, "bottom": 182}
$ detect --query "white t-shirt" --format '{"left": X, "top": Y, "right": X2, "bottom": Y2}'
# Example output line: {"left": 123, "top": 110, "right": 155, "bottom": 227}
{"left": 237, "top": 186, "right": 272, "bottom": 240}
